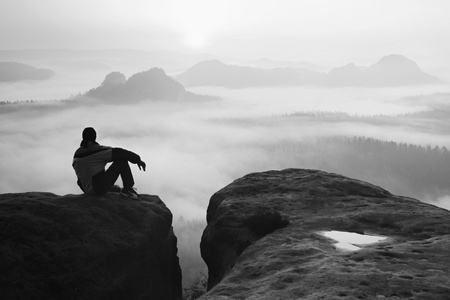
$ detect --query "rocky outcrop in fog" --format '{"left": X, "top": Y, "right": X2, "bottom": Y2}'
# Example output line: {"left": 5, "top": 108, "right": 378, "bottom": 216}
{"left": 0, "top": 192, "right": 182, "bottom": 300}
{"left": 200, "top": 168, "right": 450, "bottom": 299}
{"left": 86, "top": 68, "right": 187, "bottom": 102}
{"left": 85, "top": 68, "right": 217, "bottom": 103}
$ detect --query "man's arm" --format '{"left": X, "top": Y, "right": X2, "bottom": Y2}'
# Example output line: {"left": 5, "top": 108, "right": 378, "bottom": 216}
{"left": 112, "top": 148, "right": 146, "bottom": 171}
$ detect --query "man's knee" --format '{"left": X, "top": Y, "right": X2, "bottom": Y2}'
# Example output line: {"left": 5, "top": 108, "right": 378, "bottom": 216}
{"left": 107, "top": 160, "right": 129, "bottom": 174}
{"left": 114, "top": 160, "right": 129, "bottom": 168}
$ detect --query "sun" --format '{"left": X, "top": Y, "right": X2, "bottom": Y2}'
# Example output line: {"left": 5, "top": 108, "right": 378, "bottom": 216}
{"left": 164, "top": 1, "right": 235, "bottom": 51}
{"left": 185, "top": 31, "right": 208, "bottom": 50}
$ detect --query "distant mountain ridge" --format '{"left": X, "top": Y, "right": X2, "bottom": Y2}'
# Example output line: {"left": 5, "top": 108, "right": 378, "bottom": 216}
{"left": 243, "top": 58, "right": 329, "bottom": 73}
{"left": 176, "top": 60, "right": 320, "bottom": 88}
{"left": 0, "top": 62, "right": 54, "bottom": 82}
{"left": 0, "top": 49, "right": 218, "bottom": 74}
{"left": 177, "top": 55, "right": 441, "bottom": 88}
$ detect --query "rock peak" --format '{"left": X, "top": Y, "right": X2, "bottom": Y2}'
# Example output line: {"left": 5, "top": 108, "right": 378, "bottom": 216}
{"left": 375, "top": 54, "right": 418, "bottom": 66}
{"left": 0, "top": 192, "right": 182, "bottom": 300}
{"left": 200, "top": 168, "right": 450, "bottom": 299}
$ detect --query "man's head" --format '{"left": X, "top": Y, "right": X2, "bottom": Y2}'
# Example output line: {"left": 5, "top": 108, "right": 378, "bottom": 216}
{"left": 82, "top": 127, "right": 96, "bottom": 142}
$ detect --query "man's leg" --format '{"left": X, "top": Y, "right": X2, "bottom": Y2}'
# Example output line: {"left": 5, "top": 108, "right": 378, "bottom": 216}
{"left": 104, "top": 160, "right": 134, "bottom": 191}
{"left": 93, "top": 160, "right": 134, "bottom": 195}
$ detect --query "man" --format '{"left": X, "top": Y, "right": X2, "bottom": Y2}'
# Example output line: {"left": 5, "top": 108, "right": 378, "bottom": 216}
{"left": 72, "top": 127, "right": 146, "bottom": 199}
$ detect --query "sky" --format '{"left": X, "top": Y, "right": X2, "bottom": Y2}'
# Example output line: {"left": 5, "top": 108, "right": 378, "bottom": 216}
{"left": 1, "top": 0, "right": 450, "bottom": 67}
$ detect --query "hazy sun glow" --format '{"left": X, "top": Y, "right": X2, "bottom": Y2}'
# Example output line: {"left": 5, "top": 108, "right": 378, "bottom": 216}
{"left": 147, "top": 0, "right": 263, "bottom": 50}
{"left": 1, "top": 0, "right": 449, "bottom": 64}
{"left": 157, "top": 0, "right": 236, "bottom": 50}
{"left": 185, "top": 31, "right": 208, "bottom": 49}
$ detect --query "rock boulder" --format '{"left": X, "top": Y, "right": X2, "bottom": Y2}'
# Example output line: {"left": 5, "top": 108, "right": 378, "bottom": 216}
{"left": 200, "top": 169, "right": 450, "bottom": 299}
{"left": 0, "top": 192, "right": 182, "bottom": 300}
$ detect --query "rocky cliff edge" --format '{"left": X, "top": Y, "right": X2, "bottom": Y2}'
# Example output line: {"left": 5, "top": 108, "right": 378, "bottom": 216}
{"left": 200, "top": 168, "right": 450, "bottom": 299}
{"left": 0, "top": 192, "right": 182, "bottom": 300}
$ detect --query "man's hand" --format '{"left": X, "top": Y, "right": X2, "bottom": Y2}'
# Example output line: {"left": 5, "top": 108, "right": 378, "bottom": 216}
{"left": 137, "top": 161, "right": 146, "bottom": 171}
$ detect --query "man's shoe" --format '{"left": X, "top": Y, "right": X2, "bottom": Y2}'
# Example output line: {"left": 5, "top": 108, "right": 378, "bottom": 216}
{"left": 121, "top": 188, "right": 140, "bottom": 200}
{"left": 109, "top": 185, "right": 122, "bottom": 193}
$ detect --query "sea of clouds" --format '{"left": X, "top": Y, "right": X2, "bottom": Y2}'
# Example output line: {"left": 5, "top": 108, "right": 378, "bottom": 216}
{"left": 2, "top": 67, "right": 450, "bottom": 287}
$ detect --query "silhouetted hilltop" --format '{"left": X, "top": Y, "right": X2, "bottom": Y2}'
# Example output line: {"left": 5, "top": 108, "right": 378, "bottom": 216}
{"left": 85, "top": 67, "right": 215, "bottom": 103}
{"left": 101, "top": 71, "right": 127, "bottom": 86}
{"left": 177, "top": 55, "right": 440, "bottom": 88}
{"left": 327, "top": 54, "right": 440, "bottom": 86}
{"left": 86, "top": 68, "right": 185, "bottom": 102}
{"left": 0, "top": 62, "right": 54, "bottom": 82}
{"left": 200, "top": 168, "right": 450, "bottom": 299}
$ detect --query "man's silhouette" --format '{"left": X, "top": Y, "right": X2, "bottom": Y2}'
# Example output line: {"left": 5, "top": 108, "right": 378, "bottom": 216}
{"left": 72, "top": 127, "right": 146, "bottom": 199}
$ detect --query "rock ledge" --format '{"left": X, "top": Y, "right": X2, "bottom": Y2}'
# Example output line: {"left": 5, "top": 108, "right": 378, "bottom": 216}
{"left": 0, "top": 192, "right": 182, "bottom": 300}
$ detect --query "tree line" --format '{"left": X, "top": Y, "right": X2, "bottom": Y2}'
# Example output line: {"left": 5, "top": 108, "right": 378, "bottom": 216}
{"left": 262, "top": 136, "right": 450, "bottom": 200}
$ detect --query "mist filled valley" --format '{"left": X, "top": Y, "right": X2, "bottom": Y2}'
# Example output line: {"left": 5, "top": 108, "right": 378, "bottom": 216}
{"left": 2, "top": 50, "right": 450, "bottom": 288}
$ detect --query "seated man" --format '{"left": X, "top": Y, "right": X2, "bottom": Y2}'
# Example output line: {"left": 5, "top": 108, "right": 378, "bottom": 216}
{"left": 72, "top": 127, "right": 146, "bottom": 199}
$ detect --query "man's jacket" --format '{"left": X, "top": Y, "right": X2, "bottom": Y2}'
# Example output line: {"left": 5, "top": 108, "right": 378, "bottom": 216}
{"left": 72, "top": 143, "right": 140, "bottom": 195}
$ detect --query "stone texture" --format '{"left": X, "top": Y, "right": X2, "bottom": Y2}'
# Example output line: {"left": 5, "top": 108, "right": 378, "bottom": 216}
{"left": 0, "top": 192, "right": 182, "bottom": 300}
{"left": 200, "top": 169, "right": 450, "bottom": 299}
